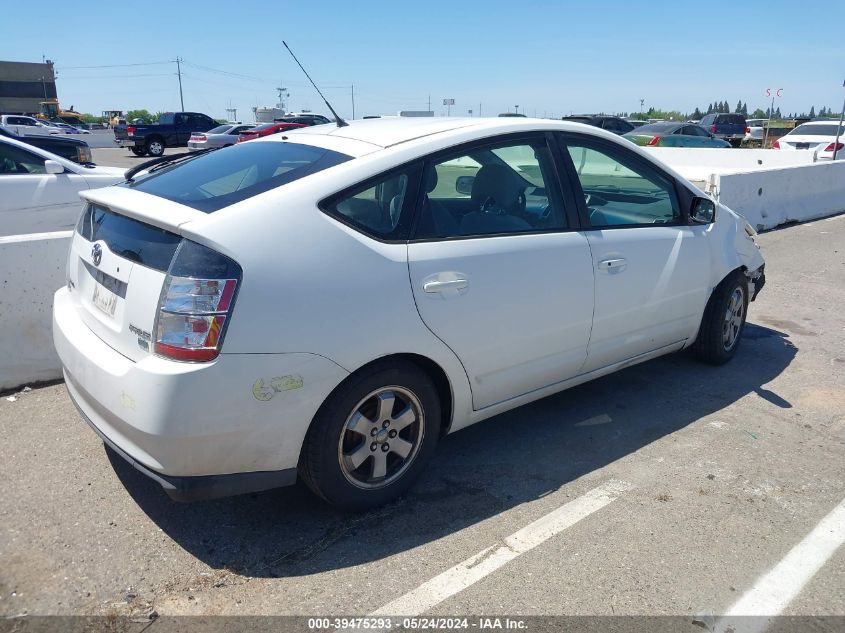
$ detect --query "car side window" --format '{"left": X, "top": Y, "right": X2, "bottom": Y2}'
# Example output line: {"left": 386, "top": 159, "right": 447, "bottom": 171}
{"left": 323, "top": 167, "right": 419, "bottom": 240}
{"left": 0, "top": 143, "right": 47, "bottom": 174}
{"left": 565, "top": 140, "right": 680, "bottom": 227}
{"left": 415, "top": 138, "right": 566, "bottom": 239}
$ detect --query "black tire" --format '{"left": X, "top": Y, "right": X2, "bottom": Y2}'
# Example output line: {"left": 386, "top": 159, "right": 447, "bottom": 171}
{"left": 693, "top": 271, "right": 748, "bottom": 365}
{"left": 130, "top": 146, "right": 146, "bottom": 157}
{"left": 145, "top": 137, "right": 165, "bottom": 157}
{"left": 299, "top": 360, "right": 440, "bottom": 510}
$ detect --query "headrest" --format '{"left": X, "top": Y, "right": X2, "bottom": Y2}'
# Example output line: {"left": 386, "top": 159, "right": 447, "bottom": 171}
{"left": 470, "top": 164, "right": 524, "bottom": 209}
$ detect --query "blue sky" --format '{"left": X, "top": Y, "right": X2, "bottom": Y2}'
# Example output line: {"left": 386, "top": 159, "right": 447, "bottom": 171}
{"left": 3, "top": 0, "right": 843, "bottom": 120}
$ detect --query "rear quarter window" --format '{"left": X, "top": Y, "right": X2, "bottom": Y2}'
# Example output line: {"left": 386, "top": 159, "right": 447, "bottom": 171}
{"left": 126, "top": 142, "right": 352, "bottom": 212}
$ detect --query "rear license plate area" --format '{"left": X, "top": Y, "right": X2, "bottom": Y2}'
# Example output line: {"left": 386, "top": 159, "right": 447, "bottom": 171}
{"left": 92, "top": 282, "right": 118, "bottom": 316}
{"left": 796, "top": 142, "right": 810, "bottom": 150}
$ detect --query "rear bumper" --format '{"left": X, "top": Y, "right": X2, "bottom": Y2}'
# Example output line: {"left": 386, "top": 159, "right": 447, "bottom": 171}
{"left": 53, "top": 286, "right": 349, "bottom": 498}
{"left": 115, "top": 138, "right": 140, "bottom": 148}
{"left": 68, "top": 384, "right": 296, "bottom": 501}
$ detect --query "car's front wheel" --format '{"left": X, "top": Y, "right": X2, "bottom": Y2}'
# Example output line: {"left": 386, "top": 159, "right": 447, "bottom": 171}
{"left": 299, "top": 360, "right": 440, "bottom": 510}
{"left": 693, "top": 271, "right": 748, "bottom": 364}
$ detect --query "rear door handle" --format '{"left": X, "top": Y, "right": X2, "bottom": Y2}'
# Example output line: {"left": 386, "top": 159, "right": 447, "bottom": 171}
{"left": 598, "top": 258, "right": 627, "bottom": 272}
{"left": 423, "top": 278, "right": 468, "bottom": 293}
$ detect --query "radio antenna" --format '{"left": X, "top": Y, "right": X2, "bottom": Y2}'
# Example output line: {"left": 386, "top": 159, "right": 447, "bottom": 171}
{"left": 282, "top": 41, "right": 348, "bottom": 127}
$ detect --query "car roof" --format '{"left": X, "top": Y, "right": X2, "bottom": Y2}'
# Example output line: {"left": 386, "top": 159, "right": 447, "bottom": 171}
{"left": 284, "top": 117, "right": 485, "bottom": 148}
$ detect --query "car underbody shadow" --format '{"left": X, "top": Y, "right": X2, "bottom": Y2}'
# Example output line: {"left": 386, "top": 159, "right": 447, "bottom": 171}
{"left": 109, "top": 321, "right": 796, "bottom": 579}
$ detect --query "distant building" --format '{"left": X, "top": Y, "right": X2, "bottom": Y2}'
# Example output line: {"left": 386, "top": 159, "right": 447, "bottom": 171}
{"left": 0, "top": 60, "right": 58, "bottom": 114}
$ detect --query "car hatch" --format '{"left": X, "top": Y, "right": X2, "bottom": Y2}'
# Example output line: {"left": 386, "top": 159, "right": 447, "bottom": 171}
{"left": 69, "top": 204, "right": 180, "bottom": 362}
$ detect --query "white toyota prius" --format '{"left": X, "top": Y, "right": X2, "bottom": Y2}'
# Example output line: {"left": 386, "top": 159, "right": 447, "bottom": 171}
{"left": 53, "top": 117, "right": 765, "bottom": 508}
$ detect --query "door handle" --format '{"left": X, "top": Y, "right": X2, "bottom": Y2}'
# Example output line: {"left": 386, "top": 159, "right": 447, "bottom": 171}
{"left": 598, "top": 258, "right": 627, "bottom": 272}
{"left": 423, "top": 278, "right": 468, "bottom": 293}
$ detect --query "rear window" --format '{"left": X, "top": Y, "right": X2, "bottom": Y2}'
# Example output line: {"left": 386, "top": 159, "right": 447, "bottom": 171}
{"left": 717, "top": 115, "right": 746, "bottom": 125}
{"left": 630, "top": 123, "right": 678, "bottom": 134}
{"left": 790, "top": 123, "right": 845, "bottom": 136}
{"left": 77, "top": 205, "right": 181, "bottom": 272}
{"left": 126, "top": 141, "right": 352, "bottom": 212}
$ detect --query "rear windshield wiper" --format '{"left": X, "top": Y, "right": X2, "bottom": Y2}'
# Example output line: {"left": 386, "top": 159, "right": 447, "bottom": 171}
{"left": 124, "top": 146, "right": 219, "bottom": 182}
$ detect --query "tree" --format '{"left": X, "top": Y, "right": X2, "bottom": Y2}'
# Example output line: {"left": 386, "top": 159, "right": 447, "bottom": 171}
{"left": 751, "top": 108, "right": 767, "bottom": 119}
{"left": 126, "top": 109, "right": 156, "bottom": 123}
{"left": 774, "top": 107, "right": 782, "bottom": 119}
{"left": 735, "top": 100, "right": 742, "bottom": 113}
{"left": 692, "top": 107, "right": 703, "bottom": 120}
{"left": 809, "top": 106, "right": 815, "bottom": 118}
{"left": 742, "top": 102, "right": 748, "bottom": 115}
{"left": 706, "top": 103, "right": 713, "bottom": 114}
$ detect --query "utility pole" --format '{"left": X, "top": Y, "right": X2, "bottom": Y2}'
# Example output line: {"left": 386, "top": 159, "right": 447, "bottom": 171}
{"left": 428, "top": 94, "right": 431, "bottom": 112}
{"left": 514, "top": 105, "right": 519, "bottom": 114}
{"left": 175, "top": 57, "right": 184, "bottom": 111}
{"left": 640, "top": 98, "right": 644, "bottom": 114}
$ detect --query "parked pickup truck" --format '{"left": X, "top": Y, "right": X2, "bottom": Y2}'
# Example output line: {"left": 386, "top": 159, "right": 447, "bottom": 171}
{"left": 114, "top": 111, "right": 218, "bottom": 157}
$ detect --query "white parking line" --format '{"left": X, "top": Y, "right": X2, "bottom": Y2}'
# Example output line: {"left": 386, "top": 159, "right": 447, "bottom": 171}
{"left": 371, "top": 479, "right": 632, "bottom": 616}
{"left": 715, "top": 496, "right": 845, "bottom": 633}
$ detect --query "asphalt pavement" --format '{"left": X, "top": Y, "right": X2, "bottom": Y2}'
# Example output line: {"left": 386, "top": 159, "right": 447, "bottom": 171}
{"left": 1, "top": 214, "right": 843, "bottom": 625}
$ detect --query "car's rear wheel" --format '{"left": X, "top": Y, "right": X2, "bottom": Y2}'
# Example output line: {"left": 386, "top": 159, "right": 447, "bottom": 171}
{"left": 693, "top": 271, "right": 748, "bottom": 365}
{"left": 299, "top": 361, "right": 440, "bottom": 510}
{"left": 130, "top": 147, "right": 146, "bottom": 157}
{"left": 145, "top": 137, "right": 165, "bottom": 157}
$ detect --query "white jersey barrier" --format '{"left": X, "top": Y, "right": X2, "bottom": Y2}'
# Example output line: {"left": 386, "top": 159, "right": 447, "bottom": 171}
{"left": 0, "top": 231, "right": 71, "bottom": 391}
{"left": 713, "top": 161, "right": 845, "bottom": 231}
{"left": 1, "top": 152, "right": 844, "bottom": 392}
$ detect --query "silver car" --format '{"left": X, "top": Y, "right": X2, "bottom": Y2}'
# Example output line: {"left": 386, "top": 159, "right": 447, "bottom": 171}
{"left": 187, "top": 123, "right": 257, "bottom": 151}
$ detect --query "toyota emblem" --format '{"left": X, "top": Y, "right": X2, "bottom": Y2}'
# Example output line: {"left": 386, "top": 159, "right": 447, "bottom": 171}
{"left": 91, "top": 243, "right": 102, "bottom": 266}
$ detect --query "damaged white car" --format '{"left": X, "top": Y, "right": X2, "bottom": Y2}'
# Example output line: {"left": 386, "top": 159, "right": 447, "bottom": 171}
{"left": 53, "top": 117, "right": 765, "bottom": 508}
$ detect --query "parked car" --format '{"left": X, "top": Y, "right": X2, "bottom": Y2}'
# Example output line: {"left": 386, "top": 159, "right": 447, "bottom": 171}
{"left": 0, "top": 115, "right": 62, "bottom": 137}
{"left": 53, "top": 117, "right": 765, "bottom": 508}
{"left": 187, "top": 123, "right": 258, "bottom": 151}
{"left": 623, "top": 122, "right": 732, "bottom": 147}
{"left": 0, "top": 135, "right": 123, "bottom": 237}
{"left": 698, "top": 113, "right": 747, "bottom": 147}
{"left": 772, "top": 121, "right": 845, "bottom": 160}
{"left": 0, "top": 126, "right": 93, "bottom": 164}
{"left": 51, "top": 121, "right": 91, "bottom": 134}
{"left": 562, "top": 115, "right": 634, "bottom": 135}
{"left": 744, "top": 118, "right": 768, "bottom": 143}
{"left": 236, "top": 121, "right": 306, "bottom": 142}
{"left": 113, "top": 111, "right": 219, "bottom": 157}
{"left": 275, "top": 112, "right": 332, "bottom": 126}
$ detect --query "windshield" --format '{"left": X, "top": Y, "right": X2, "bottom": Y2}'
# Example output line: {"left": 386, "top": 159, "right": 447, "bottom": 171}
{"left": 126, "top": 142, "right": 352, "bottom": 212}
{"left": 790, "top": 123, "right": 845, "bottom": 136}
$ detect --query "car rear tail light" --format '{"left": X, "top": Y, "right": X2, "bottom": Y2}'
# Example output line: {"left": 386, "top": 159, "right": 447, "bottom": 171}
{"left": 647, "top": 135, "right": 661, "bottom": 146}
{"left": 190, "top": 134, "right": 207, "bottom": 141}
{"left": 823, "top": 143, "right": 843, "bottom": 152}
{"left": 772, "top": 140, "right": 781, "bottom": 149}
{"left": 709, "top": 125, "right": 717, "bottom": 133}
{"left": 127, "top": 126, "right": 136, "bottom": 136}
{"left": 154, "top": 240, "right": 242, "bottom": 362}
{"left": 745, "top": 127, "right": 750, "bottom": 134}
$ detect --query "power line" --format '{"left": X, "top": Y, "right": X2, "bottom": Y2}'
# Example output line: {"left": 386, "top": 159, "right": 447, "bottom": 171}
{"left": 57, "top": 61, "right": 170, "bottom": 69}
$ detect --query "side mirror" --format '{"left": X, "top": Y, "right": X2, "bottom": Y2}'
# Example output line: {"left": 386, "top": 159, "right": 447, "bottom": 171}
{"left": 455, "top": 175, "right": 475, "bottom": 195}
{"left": 44, "top": 160, "right": 64, "bottom": 174}
{"left": 691, "top": 197, "right": 716, "bottom": 224}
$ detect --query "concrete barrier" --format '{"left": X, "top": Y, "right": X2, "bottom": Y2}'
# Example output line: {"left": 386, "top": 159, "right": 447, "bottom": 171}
{"left": 0, "top": 231, "right": 71, "bottom": 391}
{"left": 646, "top": 147, "right": 816, "bottom": 183}
{"left": 714, "top": 161, "right": 845, "bottom": 231}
